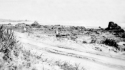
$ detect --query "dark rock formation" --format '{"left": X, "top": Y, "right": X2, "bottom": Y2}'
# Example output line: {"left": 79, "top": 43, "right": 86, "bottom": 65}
{"left": 105, "top": 21, "right": 125, "bottom": 38}
{"left": 106, "top": 21, "right": 124, "bottom": 32}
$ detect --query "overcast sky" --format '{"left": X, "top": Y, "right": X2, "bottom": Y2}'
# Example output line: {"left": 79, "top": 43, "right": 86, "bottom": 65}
{"left": 0, "top": 0, "right": 125, "bottom": 27}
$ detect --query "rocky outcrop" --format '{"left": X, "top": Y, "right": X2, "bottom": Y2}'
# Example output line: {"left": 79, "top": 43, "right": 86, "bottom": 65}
{"left": 106, "top": 21, "right": 124, "bottom": 32}
{"left": 105, "top": 21, "right": 125, "bottom": 38}
{"left": 31, "top": 21, "right": 41, "bottom": 28}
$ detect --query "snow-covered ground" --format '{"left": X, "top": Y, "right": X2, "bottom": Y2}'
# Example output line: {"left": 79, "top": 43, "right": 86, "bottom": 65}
{"left": 14, "top": 31, "right": 125, "bottom": 70}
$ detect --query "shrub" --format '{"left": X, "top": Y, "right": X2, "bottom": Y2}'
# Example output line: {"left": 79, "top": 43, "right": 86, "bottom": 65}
{"left": 102, "top": 38, "right": 119, "bottom": 50}
{"left": 90, "top": 35, "right": 97, "bottom": 43}
{"left": 122, "top": 33, "right": 125, "bottom": 38}
{"left": 0, "top": 25, "right": 18, "bottom": 61}
{"left": 82, "top": 41, "right": 87, "bottom": 43}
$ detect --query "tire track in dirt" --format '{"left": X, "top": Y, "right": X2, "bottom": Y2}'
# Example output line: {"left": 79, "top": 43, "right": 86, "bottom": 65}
{"left": 20, "top": 40, "right": 125, "bottom": 70}
{"left": 44, "top": 47, "right": 125, "bottom": 70}
{"left": 15, "top": 32, "right": 125, "bottom": 70}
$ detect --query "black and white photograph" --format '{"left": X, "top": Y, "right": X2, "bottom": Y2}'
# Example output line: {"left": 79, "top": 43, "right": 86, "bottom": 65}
{"left": 0, "top": 0, "right": 125, "bottom": 70}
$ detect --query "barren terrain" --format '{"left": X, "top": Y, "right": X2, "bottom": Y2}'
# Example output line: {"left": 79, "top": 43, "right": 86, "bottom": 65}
{"left": 14, "top": 30, "right": 125, "bottom": 70}
{"left": 0, "top": 22, "right": 125, "bottom": 70}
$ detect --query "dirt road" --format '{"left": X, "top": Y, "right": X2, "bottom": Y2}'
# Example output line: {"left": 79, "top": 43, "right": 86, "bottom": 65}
{"left": 15, "top": 32, "right": 125, "bottom": 70}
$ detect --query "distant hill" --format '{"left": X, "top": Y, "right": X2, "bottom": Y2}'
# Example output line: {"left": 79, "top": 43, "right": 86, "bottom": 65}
{"left": 0, "top": 19, "right": 31, "bottom": 22}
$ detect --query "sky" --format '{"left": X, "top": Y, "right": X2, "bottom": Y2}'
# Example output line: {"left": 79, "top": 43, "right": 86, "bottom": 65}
{"left": 0, "top": 0, "right": 125, "bottom": 27}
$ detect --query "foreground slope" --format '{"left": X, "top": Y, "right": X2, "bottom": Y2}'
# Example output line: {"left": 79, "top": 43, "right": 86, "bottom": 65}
{"left": 14, "top": 31, "right": 125, "bottom": 70}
